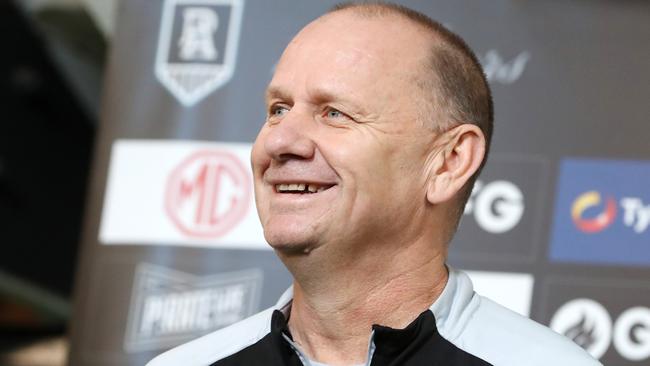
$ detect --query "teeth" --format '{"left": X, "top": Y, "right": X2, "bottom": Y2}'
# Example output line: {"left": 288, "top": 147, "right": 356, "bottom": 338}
{"left": 292, "top": 183, "right": 305, "bottom": 191}
{"left": 275, "top": 183, "right": 330, "bottom": 193}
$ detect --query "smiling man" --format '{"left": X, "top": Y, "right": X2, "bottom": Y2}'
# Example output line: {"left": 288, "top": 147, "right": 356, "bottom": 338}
{"left": 147, "top": 3, "right": 599, "bottom": 366}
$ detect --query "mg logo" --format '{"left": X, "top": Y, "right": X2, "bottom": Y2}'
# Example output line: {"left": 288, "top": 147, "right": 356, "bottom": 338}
{"left": 165, "top": 150, "right": 251, "bottom": 238}
{"left": 155, "top": 0, "right": 245, "bottom": 106}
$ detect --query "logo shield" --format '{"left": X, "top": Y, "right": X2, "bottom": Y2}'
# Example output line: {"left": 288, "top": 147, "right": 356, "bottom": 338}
{"left": 156, "top": 0, "right": 244, "bottom": 106}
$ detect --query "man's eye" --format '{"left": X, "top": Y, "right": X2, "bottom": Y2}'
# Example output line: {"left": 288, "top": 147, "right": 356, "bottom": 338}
{"left": 325, "top": 108, "right": 347, "bottom": 120}
{"left": 269, "top": 106, "right": 289, "bottom": 118}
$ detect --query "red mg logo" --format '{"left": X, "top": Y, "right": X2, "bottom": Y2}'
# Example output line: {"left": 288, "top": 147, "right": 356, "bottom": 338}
{"left": 165, "top": 150, "right": 250, "bottom": 238}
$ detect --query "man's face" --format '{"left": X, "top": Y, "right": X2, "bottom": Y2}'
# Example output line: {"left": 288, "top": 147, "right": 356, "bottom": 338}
{"left": 252, "top": 12, "right": 437, "bottom": 254}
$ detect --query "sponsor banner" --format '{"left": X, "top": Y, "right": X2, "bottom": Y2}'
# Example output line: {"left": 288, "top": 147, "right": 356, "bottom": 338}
{"left": 542, "top": 277, "right": 650, "bottom": 364}
{"left": 465, "top": 270, "right": 534, "bottom": 317}
{"left": 99, "top": 139, "right": 269, "bottom": 249}
{"left": 156, "top": 0, "right": 245, "bottom": 107}
{"left": 124, "top": 263, "right": 263, "bottom": 352}
{"left": 549, "top": 159, "right": 650, "bottom": 266}
{"left": 450, "top": 155, "right": 548, "bottom": 262}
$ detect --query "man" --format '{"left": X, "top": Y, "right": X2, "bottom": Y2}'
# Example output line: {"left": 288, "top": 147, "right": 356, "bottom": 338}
{"left": 148, "top": 3, "right": 600, "bottom": 366}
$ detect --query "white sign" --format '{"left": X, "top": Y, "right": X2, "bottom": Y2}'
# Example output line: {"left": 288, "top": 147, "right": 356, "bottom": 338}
{"left": 465, "top": 270, "right": 534, "bottom": 317}
{"left": 99, "top": 139, "right": 269, "bottom": 249}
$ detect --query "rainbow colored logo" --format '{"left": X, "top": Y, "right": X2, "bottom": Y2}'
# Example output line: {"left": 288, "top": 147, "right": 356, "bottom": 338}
{"left": 571, "top": 191, "right": 617, "bottom": 233}
{"left": 549, "top": 158, "right": 650, "bottom": 267}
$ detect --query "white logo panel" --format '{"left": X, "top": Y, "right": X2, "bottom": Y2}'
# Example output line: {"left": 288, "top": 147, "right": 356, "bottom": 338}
{"left": 465, "top": 270, "right": 534, "bottom": 317}
{"left": 99, "top": 139, "right": 268, "bottom": 249}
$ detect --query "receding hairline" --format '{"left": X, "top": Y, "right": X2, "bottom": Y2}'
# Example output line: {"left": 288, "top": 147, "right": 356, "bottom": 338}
{"left": 327, "top": 2, "right": 452, "bottom": 47}
{"left": 326, "top": 2, "right": 493, "bottom": 127}
{"left": 326, "top": 2, "right": 495, "bottom": 240}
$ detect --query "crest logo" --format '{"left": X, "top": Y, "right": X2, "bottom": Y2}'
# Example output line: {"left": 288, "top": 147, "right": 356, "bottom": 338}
{"left": 124, "top": 263, "right": 263, "bottom": 352}
{"left": 155, "top": 0, "right": 245, "bottom": 106}
{"left": 165, "top": 149, "right": 251, "bottom": 238}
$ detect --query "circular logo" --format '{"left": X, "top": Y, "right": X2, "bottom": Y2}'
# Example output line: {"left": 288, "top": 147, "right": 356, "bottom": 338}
{"left": 472, "top": 180, "right": 524, "bottom": 234}
{"left": 550, "top": 298, "right": 612, "bottom": 359}
{"left": 571, "top": 191, "right": 617, "bottom": 233}
{"left": 613, "top": 307, "right": 650, "bottom": 361}
{"left": 165, "top": 150, "right": 251, "bottom": 238}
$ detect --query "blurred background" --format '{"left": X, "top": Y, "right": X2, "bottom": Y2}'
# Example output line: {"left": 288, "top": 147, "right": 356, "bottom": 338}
{"left": 1, "top": 0, "right": 109, "bottom": 365}
{"left": 1, "top": 1, "right": 649, "bottom": 366}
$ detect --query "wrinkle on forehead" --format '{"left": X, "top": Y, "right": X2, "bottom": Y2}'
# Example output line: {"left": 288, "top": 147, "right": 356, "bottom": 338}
{"left": 270, "top": 11, "right": 431, "bottom": 128}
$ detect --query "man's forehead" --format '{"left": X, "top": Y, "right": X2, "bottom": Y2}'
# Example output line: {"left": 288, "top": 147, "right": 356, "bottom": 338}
{"left": 268, "top": 45, "right": 378, "bottom": 94}
{"left": 269, "top": 13, "right": 430, "bottom": 91}
{"left": 288, "top": 11, "right": 430, "bottom": 63}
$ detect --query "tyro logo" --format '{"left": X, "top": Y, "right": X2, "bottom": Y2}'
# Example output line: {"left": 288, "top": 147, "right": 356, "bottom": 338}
{"left": 464, "top": 180, "right": 524, "bottom": 233}
{"left": 550, "top": 298, "right": 650, "bottom": 361}
{"left": 480, "top": 50, "right": 530, "bottom": 84}
{"left": 549, "top": 159, "right": 650, "bottom": 266}
{"left": 571, "top": 192, "right": 649, "bottom": 234}
{"left": 572, "top": 191, "right": 617, "bottom": 233}
{"left": 165, "top": 150, "right": 250, "bottom": 238}
{"left": 156, "top": 0, "right": 244, "bottom": 106}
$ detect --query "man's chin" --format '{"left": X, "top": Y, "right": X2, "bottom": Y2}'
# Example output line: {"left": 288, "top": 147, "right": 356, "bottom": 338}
{"left": 265, "top": 233, "right": 318, "bottom": 256}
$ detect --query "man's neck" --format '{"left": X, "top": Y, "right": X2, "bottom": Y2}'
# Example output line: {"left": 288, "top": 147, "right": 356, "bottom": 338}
{"left": 281, "top": 240, "right": 449, "bottom": 366}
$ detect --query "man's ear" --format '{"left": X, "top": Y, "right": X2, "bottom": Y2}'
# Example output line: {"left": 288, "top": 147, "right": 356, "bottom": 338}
{"left": 426, "top": 124, "right": 486, "bottom": 205}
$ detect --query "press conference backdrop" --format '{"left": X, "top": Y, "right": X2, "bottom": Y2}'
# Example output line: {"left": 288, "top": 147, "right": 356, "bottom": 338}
{"left": 68, "top": 1, "right": 650, "bottom": 365}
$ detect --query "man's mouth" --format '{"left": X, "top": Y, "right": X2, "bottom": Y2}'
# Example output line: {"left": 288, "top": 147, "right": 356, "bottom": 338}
{"left": 275, "top": 183, "right": 335, "bottom": 194}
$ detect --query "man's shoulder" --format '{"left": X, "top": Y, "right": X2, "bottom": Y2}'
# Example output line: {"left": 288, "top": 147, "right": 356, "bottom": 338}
{"left": 145, "top": 307, "right": 275, "bottom": 366}
{"left": 458, "top": 295, "right": 601, "bottom": 366}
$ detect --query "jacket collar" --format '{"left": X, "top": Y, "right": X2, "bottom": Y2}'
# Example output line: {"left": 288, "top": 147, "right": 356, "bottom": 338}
{"left": 272, "top": 267, "right": 476, "bottom": 332}
{"left": 269, "top": 268, "right": 478, "bottom": 362}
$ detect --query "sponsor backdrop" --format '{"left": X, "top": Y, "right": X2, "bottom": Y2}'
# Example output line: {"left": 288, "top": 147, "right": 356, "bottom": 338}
{"left": 68, "top": 1, "right": 650, "bottom": 365}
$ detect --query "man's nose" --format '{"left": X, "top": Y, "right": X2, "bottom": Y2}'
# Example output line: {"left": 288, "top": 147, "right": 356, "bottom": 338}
{"left": 264, "top": 109, "right": 315, "bottom": 161}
